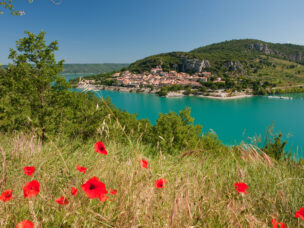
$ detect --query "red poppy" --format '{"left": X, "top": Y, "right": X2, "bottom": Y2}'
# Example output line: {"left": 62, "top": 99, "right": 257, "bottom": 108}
{"left": 71, "top": 187, "right": 78, "bottom": 196}
{"left": 16, "top": 220, "right": 34, "bottom": 228}
{"left": 77, "top": 165, "right": 87, "bottom": 174}
{"left": 24, "top": 166, "right": 35, "bottom": 176}
{"left": 110, "top": 189, "right": 117, "bottom": 195}
{"left": 272, "top": 218, "right": 288, "bottom": 228}
{"left": 139, "top": 159, "right": 148, "bottom": 169}
{"left": 155, "top": 179, "right": 166, "bottom": 189}
{"left": 295, "top": 207, "right": 304, "bottom": 220}
{"left": 56, "top": 196, "right": 69, "bottom": 205}
{"left": 234, "top": 182, "right": 248, "bottom": 194}
{"left": 99, "top": 194, "right": 108, "bottom": 202}
{"left": 0, "top": 189, "right": 13, "bottom": 202}
{"left": 94, "top": 141, "right": 107, "bottom": 155}
{"left": 81, "top": 176, "right": 107, "bottom": 199}
{"left": 23, "top": 180, "right": 40, "bottom": 199}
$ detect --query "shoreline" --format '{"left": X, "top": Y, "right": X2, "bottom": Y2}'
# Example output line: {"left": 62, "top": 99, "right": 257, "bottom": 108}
{"left": 76, "top": 83, "right": 255, "bottom": 100}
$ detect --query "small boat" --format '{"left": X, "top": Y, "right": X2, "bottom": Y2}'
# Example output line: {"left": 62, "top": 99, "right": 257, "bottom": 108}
{"left": 267, "top": 96, "right": 293, "bottom": 100}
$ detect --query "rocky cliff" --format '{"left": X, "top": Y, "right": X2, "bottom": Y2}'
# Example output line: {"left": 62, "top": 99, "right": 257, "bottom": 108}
{"left": 250, "top": 42, "right": 304, "bottom": 63}
{"left": 223, "top": 61, "right": 243, "bottom": 71}
{"left": 180, "top": 58, "right": 210, "bottom": 72}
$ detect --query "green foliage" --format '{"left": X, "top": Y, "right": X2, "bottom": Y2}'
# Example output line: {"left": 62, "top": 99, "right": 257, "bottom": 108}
{"left": 0, "top": 0, "right": 25, "bottom": 15}
{"left": 151, "top": 108, "right": 202, "bottom": 154}
{"left": 156, "top": 85, "right": 185, "bottom": 96}
{"left": 157, "top": 87, "right": 169, "bottom": 96}
{"left": 183, "top": 87, "right": 192, "bottom": 95}
{"left": 0, "top": 31, "right": 68, "bottom": 139}
{"left": 200, "top": 132, "right": 226, "bottom": 153}
{"left": 262, "top": 126, "right": 288, "bottom": 160}
{"left": 0, "top": 31, "right": 132, "bottom": 141}
{"left": 0, "top": 0, "right": 68, "bottom": 16}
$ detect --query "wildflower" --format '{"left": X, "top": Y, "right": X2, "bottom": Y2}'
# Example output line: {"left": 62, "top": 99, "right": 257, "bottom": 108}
{"left": 0, "top": 189, "right": 13, "bottom": 202}
{"left": 234, "top": 182, "right": 248, "bottom": 194}
{"left": 16, "top": 220, "right": 34, "bottom": 228}
{"left": 99, "top": 194, "right": 108, "bottom": 202}
{"left": 139, "top": 159, "right": 148, "bottom": 169}
{"left": 110, "top": 189, "right": 117, "bottom": 195}
{"left": 155, "top": 179, "right": 166, "bottom": 189}
{"left": 24, "top": 167, "right": 35, "bottom": 176}
{"left": 56, "top": 196, "right": 69, "bottom": 205}
{"left": 81, "top": 176, "right": 107, "bottom": 199}
{"left": 71, "top": 187, "right": 78, "bottom": 196}
{"left": 272, "top": 218, "right": 288, "bottom": 228}
{"left": 23, "top": 180, "right": 40, "bottom": 199}
{"left": 94, "top": 141, "right": 107, "bottom": 155}
{"left": 295, "top": 207, "right": 304, "bottom": 220}
{"left": 77, "top": 165, "right": 87, "bottom": 174}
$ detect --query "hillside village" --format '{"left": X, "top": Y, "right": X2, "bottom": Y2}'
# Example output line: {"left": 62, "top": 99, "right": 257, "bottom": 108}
{"left": 79, "top": 67, "right": 224, "bottom": 89}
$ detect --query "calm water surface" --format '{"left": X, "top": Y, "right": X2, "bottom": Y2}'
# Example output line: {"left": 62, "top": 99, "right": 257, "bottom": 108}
{"left": 87, "top": 90, "right": 304, "bottom": 157}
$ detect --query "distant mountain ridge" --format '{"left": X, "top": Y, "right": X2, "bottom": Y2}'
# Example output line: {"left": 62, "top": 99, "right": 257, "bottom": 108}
{"left": 128, "top": 39, "right": 304, "bottom": 78}
{"left": 1, "top": 63, "right": 129, "bottom": 74}
{"left": 61, "top": 63, "right": 129, "bottom": 74}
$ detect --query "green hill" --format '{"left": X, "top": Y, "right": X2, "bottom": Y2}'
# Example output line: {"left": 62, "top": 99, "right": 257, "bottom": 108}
{"left": 128, "top": 39, "right": 304, "bottom": 85}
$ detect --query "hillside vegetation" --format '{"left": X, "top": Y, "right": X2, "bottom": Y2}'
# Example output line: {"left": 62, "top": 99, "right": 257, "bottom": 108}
{"left": 128, "top": 39, "right": 304, "bottom": 85}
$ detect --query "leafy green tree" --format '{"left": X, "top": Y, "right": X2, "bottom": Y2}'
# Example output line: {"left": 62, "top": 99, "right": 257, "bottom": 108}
{"left": 1, "top": 31, "right": 69, "bottom": 139}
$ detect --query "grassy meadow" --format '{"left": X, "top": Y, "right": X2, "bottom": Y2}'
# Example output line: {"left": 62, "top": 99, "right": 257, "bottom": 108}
{"left": 0, "top": 133, "right": 304, "bottom": 227}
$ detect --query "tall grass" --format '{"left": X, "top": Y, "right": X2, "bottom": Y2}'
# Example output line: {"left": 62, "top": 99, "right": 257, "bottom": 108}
{"left": 0, "top": 133, "right": 304, "bottom": 227}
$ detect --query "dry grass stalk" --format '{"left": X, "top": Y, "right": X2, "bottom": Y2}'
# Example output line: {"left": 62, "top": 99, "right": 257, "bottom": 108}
{"left": 237, "top": 144, "right": 274, "bottom": 167}
{"left": 0, "top": 146, "right": 6, "bottom": 187}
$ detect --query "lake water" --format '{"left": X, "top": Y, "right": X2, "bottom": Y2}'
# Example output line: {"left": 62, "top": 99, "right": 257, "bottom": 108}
{"left": 68, "top": 73, "right": 304, "bottom": 157}
{"left": 87, "top": 90, "right": 304, "bottom": 157}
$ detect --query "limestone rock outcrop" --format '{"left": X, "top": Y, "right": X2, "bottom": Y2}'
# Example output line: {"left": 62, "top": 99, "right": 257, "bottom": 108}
{"left": 223, "top": 61, "right": 243, "bottom": 71}
{"left": 180, "top": 58, "right": 210, "bottom": 72}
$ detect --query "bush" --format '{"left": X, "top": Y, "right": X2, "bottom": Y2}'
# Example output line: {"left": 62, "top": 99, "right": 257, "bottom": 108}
{"left": 262, "top": 127, "right": 288, "bottom": 160}
{"left": 151, "top": 108, "right": 202, "bottom": 154}
{"left": 157, "top": 87, "right": 169, "bottom": 96}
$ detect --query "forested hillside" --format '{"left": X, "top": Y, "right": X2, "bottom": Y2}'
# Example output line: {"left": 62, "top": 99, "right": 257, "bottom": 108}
{"left": 128, "top": 39, "right": 304, "bottom": 85}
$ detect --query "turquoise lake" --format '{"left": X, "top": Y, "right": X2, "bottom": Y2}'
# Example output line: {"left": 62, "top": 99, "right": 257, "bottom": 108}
{"left": 90, "top": 90, "right": 304, "bottom": 157}
{"left": 66, "top": 75, "right": 304, "bottom": 157}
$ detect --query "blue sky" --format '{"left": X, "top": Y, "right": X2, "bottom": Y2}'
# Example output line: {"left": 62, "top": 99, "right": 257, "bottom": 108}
{"left": 1, "top": 0, "right": 304, "bottom": 64}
